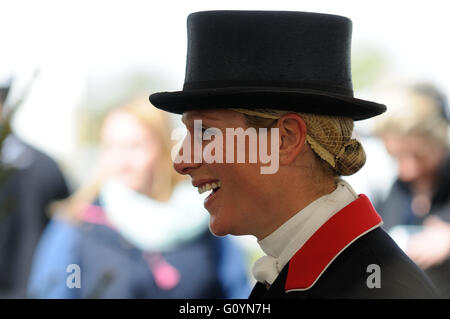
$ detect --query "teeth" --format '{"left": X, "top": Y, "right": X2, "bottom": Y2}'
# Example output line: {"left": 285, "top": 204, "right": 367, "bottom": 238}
{"left": 198, "top": 181, "right": 221, "bottom": 194}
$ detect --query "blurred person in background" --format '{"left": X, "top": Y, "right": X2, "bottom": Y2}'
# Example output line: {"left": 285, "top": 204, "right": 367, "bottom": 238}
{"left": 0, "top": 71, "right": 70, "bottom": 298}
{"left": 27, "top": 96, "right": 250, "bottom": 298}
{"left": 374, "top": 83, "right": 450, "bottom": 297}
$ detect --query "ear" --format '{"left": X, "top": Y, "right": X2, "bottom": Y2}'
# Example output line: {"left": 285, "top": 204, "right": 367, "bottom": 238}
{"left": 276, "top": 113, "right": 308, "bottom": 165}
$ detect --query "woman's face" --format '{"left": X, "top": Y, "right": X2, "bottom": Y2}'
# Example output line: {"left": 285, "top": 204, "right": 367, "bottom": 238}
{"left": 100, "top": 111, "right": 161, "bottom": 194}
{"left": 383, "top": 134, "right": 447, "bottom": 184}
{"left": 173, "top": 109, "right": 277, "bottom": 237}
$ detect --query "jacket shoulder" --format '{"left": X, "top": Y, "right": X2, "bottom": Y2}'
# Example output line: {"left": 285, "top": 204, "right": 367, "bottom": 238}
{"left": 287, "top": 228, "right": 439, "bottom": 298}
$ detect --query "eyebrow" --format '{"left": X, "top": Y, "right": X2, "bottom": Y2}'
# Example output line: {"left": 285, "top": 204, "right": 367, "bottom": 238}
{"left": 181, "top": 112, "right": 221, "bottom": 124}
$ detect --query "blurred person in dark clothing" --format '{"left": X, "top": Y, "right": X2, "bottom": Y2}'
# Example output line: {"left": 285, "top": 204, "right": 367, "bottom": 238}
{"left": 374, "top": 83, "right": 450, "bottom": 297}
{"left": 0, "top": 73, "right": 70, "bottom": 298}
{"left": 27, "top": 96, "right": 250, "bottom": 299}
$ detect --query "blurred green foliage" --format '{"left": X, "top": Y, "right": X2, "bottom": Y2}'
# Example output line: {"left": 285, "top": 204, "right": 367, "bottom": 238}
{"left": 352, "top": 45, "right": 390, "bottom": 91}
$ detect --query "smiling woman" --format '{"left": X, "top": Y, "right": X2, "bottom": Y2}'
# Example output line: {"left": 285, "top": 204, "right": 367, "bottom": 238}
{"left": 150, "top": 10, "right": 439, "bottom": 299}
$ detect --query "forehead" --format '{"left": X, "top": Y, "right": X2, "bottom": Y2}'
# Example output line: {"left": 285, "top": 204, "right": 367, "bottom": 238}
{"left": 101, "top": 110, "right": 152, "bottom": 139}
{"left": 181, "top": 109, "right": 245, "bottom": 125}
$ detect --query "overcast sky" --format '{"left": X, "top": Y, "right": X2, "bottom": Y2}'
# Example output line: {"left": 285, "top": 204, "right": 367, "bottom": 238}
{"left": 2, "top": 0, "right": 449, "bottom": 85}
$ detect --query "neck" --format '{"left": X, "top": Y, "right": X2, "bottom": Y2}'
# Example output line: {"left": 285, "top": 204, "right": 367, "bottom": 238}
{"left": 255, "top": 173, "right": 337, "bottom": 240}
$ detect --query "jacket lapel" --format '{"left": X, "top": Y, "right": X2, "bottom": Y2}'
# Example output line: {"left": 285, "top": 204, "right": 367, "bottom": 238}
{"left": 285, "top": 194, "right": 382, "bottom": 292}
{"left": 249, "top": 194, "right": 382, "bottom": 298}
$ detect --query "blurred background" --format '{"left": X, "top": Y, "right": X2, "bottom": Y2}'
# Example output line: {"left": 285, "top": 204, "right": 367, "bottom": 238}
{"left": 1, "top": 0, "right": 450, "bottom": 298}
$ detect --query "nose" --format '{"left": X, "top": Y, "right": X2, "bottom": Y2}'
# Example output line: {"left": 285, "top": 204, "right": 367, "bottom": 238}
{"left": 173, "top": 135, "right": 201, "bottom": 175}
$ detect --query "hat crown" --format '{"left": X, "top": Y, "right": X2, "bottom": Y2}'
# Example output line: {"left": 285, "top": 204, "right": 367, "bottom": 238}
{"left": 184, "top": 10, "right": 353, "bottom": 96}
{"left": 149, "top": 10, "right": 386, "bottom": 120}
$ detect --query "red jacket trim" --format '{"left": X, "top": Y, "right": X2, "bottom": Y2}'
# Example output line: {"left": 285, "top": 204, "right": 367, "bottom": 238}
{"left": 285, "top": 194, "right": 383, "bottom": 292}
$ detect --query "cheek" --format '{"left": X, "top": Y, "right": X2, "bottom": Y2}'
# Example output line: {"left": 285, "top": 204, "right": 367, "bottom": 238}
{"left": 136, "top": 152, "right": 158, "bottom": 173}
{"left": 221, "top": 166, "right": 263, "bottom": 229}
{"left": 130, "top": 144, "right": 160, "bottom": 173}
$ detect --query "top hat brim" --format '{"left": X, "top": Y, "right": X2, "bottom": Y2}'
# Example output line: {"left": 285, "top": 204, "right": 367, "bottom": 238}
{"left": 149, "top": 87, "right": 386, "bottom": 121}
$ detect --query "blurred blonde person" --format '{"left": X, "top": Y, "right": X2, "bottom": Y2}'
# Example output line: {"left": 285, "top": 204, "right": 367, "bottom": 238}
{"left": 374, "top": 83, "right": 450, "bottom": 298}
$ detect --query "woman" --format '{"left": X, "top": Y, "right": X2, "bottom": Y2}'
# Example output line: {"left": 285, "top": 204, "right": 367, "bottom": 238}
{"left": 374, "top": 84, "right": 450, "bottom": 297}
{"left": 27, "top": 96, "right": 250, "bottom": 298}
{"left": 150, "top": 10, "right": 438, "bottom": 298}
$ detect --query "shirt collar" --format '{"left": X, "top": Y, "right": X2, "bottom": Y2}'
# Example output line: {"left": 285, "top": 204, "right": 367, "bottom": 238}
{"left": 253, "top": 179, "right": 358, "bottom": 284}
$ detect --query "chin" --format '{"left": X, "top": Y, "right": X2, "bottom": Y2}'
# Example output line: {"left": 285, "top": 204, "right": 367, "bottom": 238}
{"left": 208, "top": 223, "right": 227, "bottom": 237}
{"left": 208, "top": 217, "right": 232, "bottom": 237}
{"left": 209, "top": 219, "right": 250, "bottom": 238}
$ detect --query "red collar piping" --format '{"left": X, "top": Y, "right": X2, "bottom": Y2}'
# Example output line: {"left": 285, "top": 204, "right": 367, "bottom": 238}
{"left": 285, "top": 194, "right": 383, "bottom": 292}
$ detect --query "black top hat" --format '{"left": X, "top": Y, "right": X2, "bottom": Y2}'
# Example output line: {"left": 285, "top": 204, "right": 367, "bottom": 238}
{"left": 150, "top": 10, "right": 386, "bottom": 120}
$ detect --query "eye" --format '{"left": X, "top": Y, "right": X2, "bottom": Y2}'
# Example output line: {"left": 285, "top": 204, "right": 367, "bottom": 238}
{"left": 196, "top": 126, "right": 214, "bottom": 139}
{"left": 203, "top": 127, "right": 222, "bottom": 140}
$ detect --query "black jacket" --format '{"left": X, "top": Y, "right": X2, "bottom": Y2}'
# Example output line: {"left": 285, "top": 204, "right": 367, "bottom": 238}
{"left": 250, "top": 195, "right": 438, "bottom": 299}
{"left": 0, "top": 135, "right": 70, "bottom": 298}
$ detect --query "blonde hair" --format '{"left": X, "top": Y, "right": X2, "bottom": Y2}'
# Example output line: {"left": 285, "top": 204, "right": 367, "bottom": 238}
{"left": 51, "top": 96, "right": 186, "bottom": 221}
{"left": 373, "top": 89, "right": 449, "bottom": 147}
{"left": 232, "top": 108, "right": 366, "bottom": 176}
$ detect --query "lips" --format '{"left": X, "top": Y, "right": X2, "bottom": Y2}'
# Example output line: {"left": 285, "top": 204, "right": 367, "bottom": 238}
{"left": 192, "top": 179, "right": 222, "bottom": 208}
{"left": 204, "top": 183, "right": 221, "bottom": 208}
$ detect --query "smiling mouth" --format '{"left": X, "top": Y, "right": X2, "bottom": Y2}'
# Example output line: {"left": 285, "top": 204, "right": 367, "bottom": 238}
{"left": 197, "top": 181, "right": 221, "bottom": 195}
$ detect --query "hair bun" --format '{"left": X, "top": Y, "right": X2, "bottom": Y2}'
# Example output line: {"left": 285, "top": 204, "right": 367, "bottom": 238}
{"left": 335, "top": 139, "right": 366, "bottom": 176}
